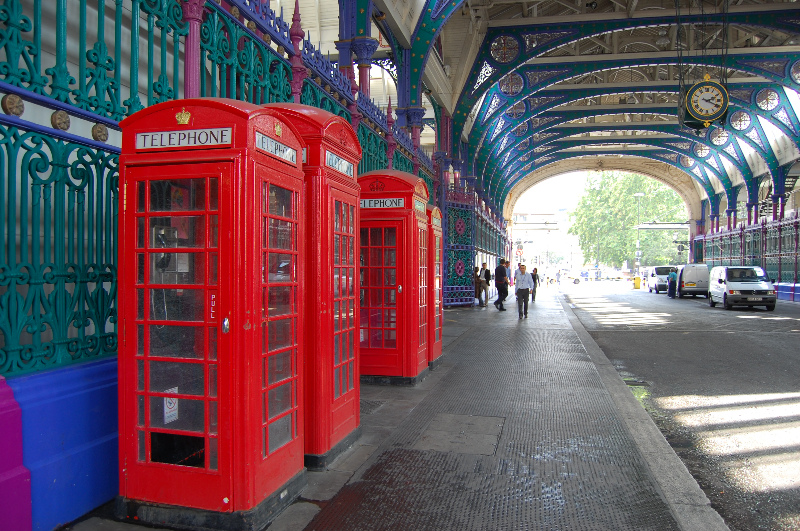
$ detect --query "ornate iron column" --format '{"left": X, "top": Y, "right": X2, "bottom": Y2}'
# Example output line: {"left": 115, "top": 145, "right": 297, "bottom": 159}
{"left": 182, "top": 0, "right": 204, "bottom": 98}
{"left": 352, "top": 38, "right": 379, "bottom": 98}
{"left": 289, "top": 0, "right": 307, "bottom": 103}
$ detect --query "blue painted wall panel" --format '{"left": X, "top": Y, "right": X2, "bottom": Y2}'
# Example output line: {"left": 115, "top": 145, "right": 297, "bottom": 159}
{"left": 7, "top": 359, "right": 118, "bottom": 531}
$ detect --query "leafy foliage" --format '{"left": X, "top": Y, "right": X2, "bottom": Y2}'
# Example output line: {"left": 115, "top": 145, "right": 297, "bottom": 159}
{"left": 568, "top": 171, "right": 688, "bottom": 268}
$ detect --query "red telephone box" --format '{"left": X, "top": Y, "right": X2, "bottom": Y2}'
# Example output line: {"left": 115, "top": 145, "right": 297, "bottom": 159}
{"left": 263, "top": 104, "right": 362, "bottom": 469}
{"left": 426, "top": 206, "right": 444, "bottom": 366}
{"left": 358, "top": 170, "right": 430, "bottom": 384}
{"left": 117, "top": 99, "right": 307, "bottom": 529}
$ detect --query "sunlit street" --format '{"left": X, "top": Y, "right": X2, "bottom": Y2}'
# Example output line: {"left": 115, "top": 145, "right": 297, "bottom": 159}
{"left": 561, "top": 279, "right": 800, "bottom": 531}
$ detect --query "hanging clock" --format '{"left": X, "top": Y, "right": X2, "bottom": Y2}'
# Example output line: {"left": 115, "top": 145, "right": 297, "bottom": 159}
{"left": 685, "top": 74, "right": 729, "bottom": 127}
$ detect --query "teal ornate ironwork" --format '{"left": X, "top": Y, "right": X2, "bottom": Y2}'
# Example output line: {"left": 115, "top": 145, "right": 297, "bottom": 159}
{"left": 300, "top": 79, "right": 350, "bottom": 119}
{"left": 0, "top": 0, "right": 187, "bottom": 119}
{"left": 448, "top": 207, "right": 473, "bottom": 246}
{"left": 201, "top": 3, "right": 292, "bottom": 104}
{"left": 356, "top": 122, "right": 388, "bottom": 174}
{"left": 0, "top": 124, "right": 118, "bottom": 376}
{"left": 393, "top": 151, "right": 413, "bottom": 173}
{"left": 418, "top": 170, "right": 434, "bottom": 205}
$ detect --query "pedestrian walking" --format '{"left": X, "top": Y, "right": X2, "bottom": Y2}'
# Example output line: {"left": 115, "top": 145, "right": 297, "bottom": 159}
{"left": 494, "top": 259, "right": 509, "bottom": 311}
{"left": 514, "top": 264, "right": 535, "bottom": 319}
{"left": 531, "top": 267, "right": 541, "bottom": 302}
{"left": 474, "top": 266, "right": 482, "bottom": 306}
{"left": 478, "top": 262, "right": 491, "bottom": 306}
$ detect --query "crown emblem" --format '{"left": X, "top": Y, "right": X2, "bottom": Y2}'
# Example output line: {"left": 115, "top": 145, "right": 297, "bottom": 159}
{"left": 275, "top": 122, "right": 282, "bottom": 137}
{"left": 175, "top": 108, "right": 191, "bottom": 125}
{"left": 369, "top": 180, "right": 385, "bottom": 192}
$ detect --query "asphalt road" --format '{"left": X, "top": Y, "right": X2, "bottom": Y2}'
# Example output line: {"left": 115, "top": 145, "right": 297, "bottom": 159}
{"left": 560, "top": 280, "right": 800, "bottom": 531}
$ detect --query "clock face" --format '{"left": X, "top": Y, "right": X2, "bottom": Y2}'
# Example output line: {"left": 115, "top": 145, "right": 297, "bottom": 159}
{"left": 686, "top": 81, "right": 728, "bottom": 122}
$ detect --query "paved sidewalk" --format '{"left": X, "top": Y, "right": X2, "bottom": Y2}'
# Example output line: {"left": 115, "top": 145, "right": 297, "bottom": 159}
{"left": 70, "top": 290, "right": 727, "bottom": 531}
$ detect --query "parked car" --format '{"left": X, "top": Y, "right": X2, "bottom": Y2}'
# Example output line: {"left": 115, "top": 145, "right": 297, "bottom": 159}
{"left": 676, "top": 263, "right": 709, "bottom": 298}
{"left": 708, "top": 265, "right": 777, "bottom": 311}
{"left": 647, "top": 266, "right": 673, "bottom": 293}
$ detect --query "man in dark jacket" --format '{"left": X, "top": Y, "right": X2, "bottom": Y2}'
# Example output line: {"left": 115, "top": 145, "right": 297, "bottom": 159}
{"left": 494, "top": 259, "right": 509, "bottom": 311}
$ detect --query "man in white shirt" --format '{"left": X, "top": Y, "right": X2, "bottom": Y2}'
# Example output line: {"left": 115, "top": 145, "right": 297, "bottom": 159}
{"left": 514, "top": 264, "right": 535, "bottom": 319}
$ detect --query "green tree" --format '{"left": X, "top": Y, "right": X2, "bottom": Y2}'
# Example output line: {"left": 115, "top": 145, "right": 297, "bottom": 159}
{"left": 568, "top": 171, "right": 688, "bottom": 268}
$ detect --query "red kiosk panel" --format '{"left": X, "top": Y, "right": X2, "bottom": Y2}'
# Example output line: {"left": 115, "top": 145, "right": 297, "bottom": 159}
{"left": 262, "top": 104, "right": 363, "bottom": 468}
{"left": 118, "top": 99, "right": 307, "bottom": 527}
{"left": 427, "top": 206, "right": 444, "bottom": 364}
{"left": 358, "top": 171, "right": 429, "bottom": 382}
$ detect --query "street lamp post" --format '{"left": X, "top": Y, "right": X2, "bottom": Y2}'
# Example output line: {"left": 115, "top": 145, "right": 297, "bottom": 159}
{"left": 633, "top": 192, "right": 645, "bottom": 275}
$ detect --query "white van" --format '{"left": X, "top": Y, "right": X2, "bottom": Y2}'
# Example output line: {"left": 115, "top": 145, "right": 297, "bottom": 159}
{"left": 647, "top": 266, "right": 672, "bottom": 293}
{"left": 677, "top": 263, "right": 709, "bottom": 298}
{"left": 708, "top": 266, "right": 777, "bottom": 311}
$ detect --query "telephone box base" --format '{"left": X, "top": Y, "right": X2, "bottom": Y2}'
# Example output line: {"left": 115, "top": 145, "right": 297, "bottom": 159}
{"left": 360, "top": 368, "right": 429, "bottom": 387}
{"left": 115, "top": 471, "right": 306, "bottom": 531}
{"left": 428, "top": 354, "right": 446, "bottom": 371}
{"left": 304, "top": 425, "right": 362, "bottom": 471}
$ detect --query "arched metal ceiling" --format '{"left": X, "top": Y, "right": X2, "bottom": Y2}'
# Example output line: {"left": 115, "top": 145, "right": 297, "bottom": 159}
{"left": 436, "top": 2, "right": 800, "bottom": 212}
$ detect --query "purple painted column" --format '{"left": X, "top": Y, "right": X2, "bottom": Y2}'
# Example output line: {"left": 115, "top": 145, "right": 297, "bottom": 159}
{"left": 0, "top": 376, "right": 32, "bottom": 531}
{"left": 289, "top": 0, "right": 307, "bottom": 103}
{"left": 352, "top": 38, "right": 378, "bottom": 99}
{"left": 407, "top": 106, "right": 425, "bottom": 175}
{"left": 386, "top": 97, "right": 396, "bottom": 169}
{"left": 183, "top": 0, "right": 205, "bottom": 99}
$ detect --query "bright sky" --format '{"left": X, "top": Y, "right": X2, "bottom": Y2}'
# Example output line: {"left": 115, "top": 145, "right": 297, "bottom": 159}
{"left": 512, "top": 171, "right": 589, "bottom": 215}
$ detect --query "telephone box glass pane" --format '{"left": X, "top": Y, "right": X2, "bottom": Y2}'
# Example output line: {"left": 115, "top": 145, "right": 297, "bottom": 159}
{"left": 269, "top": 219, "right": 293, "bottom": 249}
{"left": 360, "top": 228, "right": 368, "bottom": 247}
{"left": 267, "top": 253, "right": 294, "bottom": 282}
{"left": 149, "top": 179, "right": 206, "bottom": 211}
{"left": 268, "top": 351, "right": 292, "bottom": 384}
{"left": 268, "top": 286, "right": 293, "bottom": 316}
{"left": 268, "top": 319, "right": 293, "bottom": 351}
{"left": 149, "top": 289, "right": 203, "bottom": 321}
{"left": 208, "top": 179, "right": 218, "bottom": 210}
{"left": 149, "top": 397, "right": 205, "bottom": 432}
{"left": 136, "top": 182, "right": 146, "bottom": 212}
{"left": 269, "top": 186, "right": 293, "bottom": 218}
{"left": 149, "top": 253, "right": 205, "bottom": 284}
{"left": 370, "top": 228, "right": 382, "bottom": 246}
{"left": 209, "top": 438, "right": 218, "bottom": 470}
{"left": 148, "top": 326, "right": 204, "bottom": 358}
{"left": 137, "top": 219, "right": 145, "bottom": 248}
{"left": 150, "top": 218, "right": 205, "bottom": 248}
{"left": 268, "top": 414, "right": 292, "bottom": 453}
{"left": 385, "top": 228, "right": 396, "bottom": 246}
{"left": 148, "top": 361, "right": 205, "bottom": 396}
{"left": 268, "top": 384, "right": 292, "bottom": 419}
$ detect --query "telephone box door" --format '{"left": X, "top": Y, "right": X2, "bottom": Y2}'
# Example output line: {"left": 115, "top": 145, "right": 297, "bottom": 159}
{"left": 120, "top": 163, "right": 230, "bottom": 509}
{"left": 359, "top": 220, "right": 404, "bottom": 375}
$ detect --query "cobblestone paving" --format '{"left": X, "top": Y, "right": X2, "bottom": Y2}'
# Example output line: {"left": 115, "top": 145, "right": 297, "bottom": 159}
{"left": 306, "top": 293, "right": 680, "bottom": 531}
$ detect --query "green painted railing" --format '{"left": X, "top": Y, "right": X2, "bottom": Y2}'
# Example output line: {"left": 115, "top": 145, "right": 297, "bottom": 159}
{"left": 1, "top": 0, "right": 187, "bottom": 120}
{"left": 200, "top": 2, "right": 292, "bottom": 104}
{"left": 357, "top": 122, "right": 388, "bottom": 174}
{"left": 0, "top": 124, "right": 119, "bottom": 375}
{"left": 393, "top": 151, "right": 413, "bottom": 173}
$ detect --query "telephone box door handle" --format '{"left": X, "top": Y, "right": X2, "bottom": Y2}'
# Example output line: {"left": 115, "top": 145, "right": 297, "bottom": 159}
{"left": 397, "top": 285, "right": 402, "bottom": 293}
{"left": 222, "top": 317, "right": 230, "bottom": 334}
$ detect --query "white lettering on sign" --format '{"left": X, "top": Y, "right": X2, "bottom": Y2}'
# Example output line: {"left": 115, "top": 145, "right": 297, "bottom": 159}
{"left": 164, "top": 387, "right": 179, "bottom": 424}
{"left": 136, "top": 128, "right": 232, "bottom": 149}
{"left": 209, "top": 292, "right": 217, "bottom": 321}
{"left": 255, "top": 131, "right": 297, "bottom": 164}
{"left": 360, "top": 198, "right": 404, "bottom": 209}
{"left": 325, "top": 150, "right": 354, "bottom": 177}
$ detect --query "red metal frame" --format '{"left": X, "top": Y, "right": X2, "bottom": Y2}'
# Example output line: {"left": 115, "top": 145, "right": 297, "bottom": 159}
{"left": 358, "top": 171, "right": 430, "bottom": 379}
{"left": 262, "top": 104, "right": 363, "bottom": 461}
{"left": 426, "top": 206, "right": 444, "bottom": 364}
{"left": 118, "top": 99, "right": 306, "bottom": 513}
